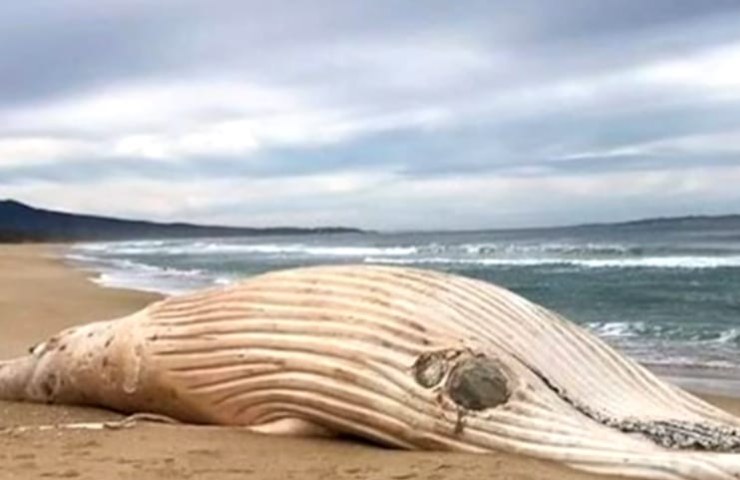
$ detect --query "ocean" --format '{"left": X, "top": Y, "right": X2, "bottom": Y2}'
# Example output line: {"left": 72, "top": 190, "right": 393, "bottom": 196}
{"left": 67, "top": 220, "right": 740, "bottom": 375}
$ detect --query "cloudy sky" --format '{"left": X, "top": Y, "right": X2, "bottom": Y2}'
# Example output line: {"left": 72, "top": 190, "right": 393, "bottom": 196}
{"left": 3, "top": 1, "right": 740, "bottom": 230}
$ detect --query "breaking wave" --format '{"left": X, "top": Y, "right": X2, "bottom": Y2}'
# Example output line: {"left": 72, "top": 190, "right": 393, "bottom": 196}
{"left": 75, "top": 240, "right": 740, "bottom": 270}
{"left": 366, "top": 255, "right": 740, "bottom": 269}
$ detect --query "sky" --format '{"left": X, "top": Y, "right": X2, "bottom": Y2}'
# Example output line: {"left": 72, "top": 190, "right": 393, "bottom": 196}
{"left": 2, "top": 0, "right": 740, "bottom": 230}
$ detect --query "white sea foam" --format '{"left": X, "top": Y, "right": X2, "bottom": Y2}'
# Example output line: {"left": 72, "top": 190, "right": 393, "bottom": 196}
{"left": 712, "top": 328, "right": 740, "bottom": 345}
{"left": 75, "top": 240, "right": 740, "bottom": 270}
{"left": 68, "top": 252, "right": 213, "bottom": 295}
{"left": 458, "top": 242, "right": 638, "bottom": 256}
{"left": 586, "top": 321, "right": 642, "bottom": 338}
{"left": 75, "top": 241, "right": 419, "bottom": 257}
{"left": 366, "top": 255, "right": 740, "bottom": 269}
{"left": 65, "top": 253, "right": 101, "bottom": 263}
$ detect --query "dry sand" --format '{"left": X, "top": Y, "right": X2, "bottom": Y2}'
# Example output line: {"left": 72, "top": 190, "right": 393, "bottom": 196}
{"left": 0, "top": 244, "right": 738, "bottom": 480}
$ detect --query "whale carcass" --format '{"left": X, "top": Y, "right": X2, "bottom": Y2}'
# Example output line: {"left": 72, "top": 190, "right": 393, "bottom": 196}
{"left": 1, "top": 265, "right": 738, "bottom": 479}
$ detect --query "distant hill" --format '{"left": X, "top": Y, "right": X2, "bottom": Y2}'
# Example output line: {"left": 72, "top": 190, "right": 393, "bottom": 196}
{"left": 0, "top": 200, "right": 363, "bottom": 243}
{"left": 571, "top": 214, "right": 740, "bottom": 231}
{"left": 439, "top": 213, "right": 740, "bottom": 236}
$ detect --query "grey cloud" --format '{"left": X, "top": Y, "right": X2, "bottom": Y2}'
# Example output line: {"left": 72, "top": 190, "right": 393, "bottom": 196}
{"left": 4, "top": 98, "right": 740, "bottom": 187}
{"left": 3, "top": 0, "right": 740, "bottom": 227}
{"left": 3, "top": 0, "right": 740, "bottom": 107}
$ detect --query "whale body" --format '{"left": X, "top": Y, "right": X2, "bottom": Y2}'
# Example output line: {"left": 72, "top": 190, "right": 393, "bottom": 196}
{"left": 1, "top": 265, "right": 739, "bottom": 479}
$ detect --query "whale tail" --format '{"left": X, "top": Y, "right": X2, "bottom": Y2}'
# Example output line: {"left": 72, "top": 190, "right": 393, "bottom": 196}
{"left": 0, "top": 355, "right": 37, "bottom": 401}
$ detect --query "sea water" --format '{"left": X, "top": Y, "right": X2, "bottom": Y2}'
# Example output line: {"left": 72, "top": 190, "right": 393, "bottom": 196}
{"left": 67, "top": 220, "right": 740, "bottom": 372}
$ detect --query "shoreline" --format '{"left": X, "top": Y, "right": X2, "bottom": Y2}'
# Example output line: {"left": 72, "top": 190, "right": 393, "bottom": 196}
{"left": 1, "top": 243, "right": 738, "bottom": 480}
{"left": 648, "top": 363, "right": 740, "bottom": 399}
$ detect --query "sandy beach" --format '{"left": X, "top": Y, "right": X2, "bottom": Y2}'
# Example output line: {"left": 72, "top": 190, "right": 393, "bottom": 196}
{"left": 1, "top": 245, "right": 738, "bottom": 480}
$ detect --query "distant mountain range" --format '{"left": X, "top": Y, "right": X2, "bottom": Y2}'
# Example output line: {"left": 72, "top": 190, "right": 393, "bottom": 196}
{"left": 570, "top": 214, "right": 740, "bottom": 231}
{"left": 0, "top": 200, "right": 363, "bottom": 242}
{"left": 2, "top": 199, "right": 739, "bottom": 243}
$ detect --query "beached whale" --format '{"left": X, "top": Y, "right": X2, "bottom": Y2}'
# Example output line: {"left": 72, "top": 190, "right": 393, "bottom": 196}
{"left": 1, "top": 265, "right": 739, "bottom": 479}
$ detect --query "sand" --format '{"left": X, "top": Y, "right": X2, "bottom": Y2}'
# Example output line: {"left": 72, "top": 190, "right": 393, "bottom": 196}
{"left": 0, "top": 245, "right": 738, "bottom": 480}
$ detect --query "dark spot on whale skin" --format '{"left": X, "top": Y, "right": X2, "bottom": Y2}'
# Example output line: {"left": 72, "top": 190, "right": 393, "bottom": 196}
{"left": 44, "top": 336, "right": 61, "bottom": 351}
{"left": 41, "top": 374, "right": 57, "bottom": 401}
{"left": 446, "top": 356, "right": 509, "bottom": 411}
{"left": 408, "top": 322, "right": 427, "bottom": 334}
{"left": 102, "top": 356, "right": 109, "bottom": 367}
{"left": 413, "top": 351, "right": 448, "bottom": 388}
{"left": 59, "top": 344, "right": 67, "bottom": 352}
{"left": 104, "top": 336, "right": 114, "bottom": 348}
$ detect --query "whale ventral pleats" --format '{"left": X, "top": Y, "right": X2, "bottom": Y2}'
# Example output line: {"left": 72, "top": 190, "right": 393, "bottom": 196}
{"left": 413, "top": 350, "right": 510, "bottom": 410}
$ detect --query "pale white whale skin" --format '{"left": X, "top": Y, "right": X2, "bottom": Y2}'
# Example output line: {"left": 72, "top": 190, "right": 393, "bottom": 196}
{"left": 1, "top": 265, "right": 739, "bottom": 479}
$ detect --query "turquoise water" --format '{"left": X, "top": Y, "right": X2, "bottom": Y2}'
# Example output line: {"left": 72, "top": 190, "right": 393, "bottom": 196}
{"left": 68, "top": 221, "right": 740, "bottom": 369}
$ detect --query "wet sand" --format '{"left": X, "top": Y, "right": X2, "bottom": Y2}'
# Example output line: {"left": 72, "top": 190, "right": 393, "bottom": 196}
{"left": 1, "top": 244, "right": 738, "bottom": 480}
